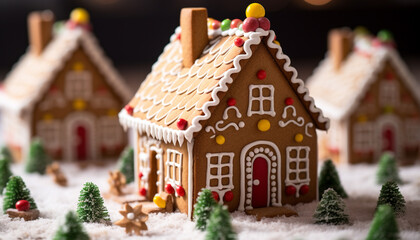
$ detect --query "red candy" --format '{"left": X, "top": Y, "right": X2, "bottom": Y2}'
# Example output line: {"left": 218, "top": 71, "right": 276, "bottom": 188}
{"left": 138, "top": 172, "right": 143, "bottom": 179}
{"left": 258, "top": 17, "right": 270, "bottom": 31}
{"left": 176, "top": 185, "right": 185, "bottom": 197}
{"left": 285, "top": 97, "right": 294, "bottom": 105}
{"left": 176, "top": 118, "right": 188, "bottom": 130}
{"left": 165, "top": 184, "right": 175, "bottom": 194}
{"left": 212, "top": 191, "right": 219, "bottom": 202}
{"left": 256, "top": 70, "right": 266, "bottom": 80}
{"left": 223, "top": 191, "right": 234, "bottom": 202}
{"left": 234, "top": 37, "right": 244, "bottom": 47}
{"left": 285, "top": 185, "right": 296, "bottom": 196}
{"left": 139, "top": 187, "right": 147, "bottom": 196}
{"left": 212, "top": 20, "right": 221, "bottom": 30}
{"left": 227, "top": 98, "right": 236, "bottom": 106}
{"left": 299, "top": 185, "right": 309, "bottom": 195}
{"left": 242, "top": 17, "right": 259, "bottom": 33}
{"left": 15, "top": 200, "right": 30, "bottom": 211}
{"left": 176, "top": 33, "right": 181, "bottom": 40}
{"left": 124, "top": 105, "right": 133, "bottom": 115}
{"left": 230, "top": 19, "right": 243, "bottom": 29}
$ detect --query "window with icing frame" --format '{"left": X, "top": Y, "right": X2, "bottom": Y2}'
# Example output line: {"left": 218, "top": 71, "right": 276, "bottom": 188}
{"left": 65, "top": 70, "right": 92, "bottom": 99}
{"left": 99, "top": 117, "right": 123, "bottom": 148}
{"left": 285, "top": 146, "right": 310, "bottom": 190}
{"left": 36, "top": 120, "right": 61, "bottom": 150}
{"left": 206, "top": 153, "right": 234, "bottom": 191}
{"left": 353, "top": 122, "right": 374, "bottom": 152}
{"left": 379, "top": 80, "right": 399, "bottom": 107}
{"left": 247, "top": 84, "right": 275, "bottom": 117}
{"left": 404, "top": 119, "right": 420, "bottom": 146}
{"left": 165, "top": 149, "right": 183, "bottom": 186}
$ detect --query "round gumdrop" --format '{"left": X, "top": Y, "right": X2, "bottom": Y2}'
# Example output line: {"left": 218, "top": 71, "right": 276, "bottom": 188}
{"left": 15, "top": 200, "right": 30, "bottom": 211}
{"left": 234, "top": 37, "right": 244, "bottom": 47}
{"left": 221, "top": 19, "right": 231, "bottom": 31}
{"left": 223, "top": 191, "right": 234, "bottom": 202}
{"left": 165, "top": 183, "right": 175, "bottom": 194}
{"left": 230, "top": 19, "right": 243, "bottom": 29}
{"left": 70, "top": 8, "right": 90, "bottom": 24}
{"left": 211, "top": 20, "right": 221, "bottom": 30}
{"left": 258, "top": 17, "right": 270, "bottom": 30}
{"left": 246, "top": 3, "right": 265, "bottom": 18}
{"left": 176, "top": 185, "right": 185, "bottom": 197}
{"left": 212, "top": 191, "right": 220, "bottom": 202}
{"left": 299, "top": 185, "right": 310, "bottom": 195}
{"left": 242, "top": 17, "right": 259, "bottom": 33}
{"left": 285, "top": 185, "right": 296, "bottom": 196}
{"left": 378, "top": 29, "right": 393, "bottom": 42}
{"left": 139, "top": 187, "right": 147, "bottom": 196}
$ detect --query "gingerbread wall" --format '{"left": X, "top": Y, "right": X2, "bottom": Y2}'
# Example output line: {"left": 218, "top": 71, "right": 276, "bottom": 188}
{"left": 31, "top": 46, "right": 127, "bottom": 161}
{"left": 347, "top": 60, "right": 420, "bottom": 164}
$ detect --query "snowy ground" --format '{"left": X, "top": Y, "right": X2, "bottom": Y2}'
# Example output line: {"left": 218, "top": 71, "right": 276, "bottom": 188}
{"left": 0, "top": 161, "right": 420, "bottom": 240}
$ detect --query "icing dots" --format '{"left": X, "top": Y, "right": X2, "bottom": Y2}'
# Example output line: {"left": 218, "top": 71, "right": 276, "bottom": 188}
{"left": 216, "top": 135, "right": 225, "bottom": 145}
{"left": 257, "top": 119, "right": 270, "bottom": 131}
{"left": 227, "top": 98, "right": 236, "bottom": 106}
{"left": 234, "top": 37, "right": 244, "bottom": 47}
{"left": 294, "top": 133, "right": 303, "bottom": 143}
{"left": 256, "top": 69, "right": 266, "bottom": 80}
{"left": 285, "top": 97, "right": 294, "bottom": 106}
{"left": 177, "top": 118, "right": 188, "bottom": 130}
{"left": 246, "top": 3, "right": 265, "bottom": 18}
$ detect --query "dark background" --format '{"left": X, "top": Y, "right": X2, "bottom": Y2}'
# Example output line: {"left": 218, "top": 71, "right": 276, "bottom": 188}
{"left": 1, "top": 0, "right": 419, "bottom": 83}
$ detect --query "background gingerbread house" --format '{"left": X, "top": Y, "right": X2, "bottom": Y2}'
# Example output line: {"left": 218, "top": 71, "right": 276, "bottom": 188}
{"left": 0, "top": 10, "right": 132, "bottom": 162}
{"left": 307, "top": 28, "right": 420, "bottom": 165}
{"left": 119, "top": 7, "right": 329, "bottom": 218}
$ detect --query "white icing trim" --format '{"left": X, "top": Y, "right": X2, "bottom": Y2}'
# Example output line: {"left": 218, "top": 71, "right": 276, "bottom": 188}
{"left": 278, "top": 105, "right": 305, "bottom": 128}
{"left": 64, "top": 112, "right": 97, "bottom": 161}
{"left": 205, "top": 152, "right": 235, "bottom": 204}
{"left": 247, "top": 84, "right": 275, "bottom": 117}
{"left": 223, "top": 106, "right": 242, "bottom": 119}
{"left": 187, "top": 140, "right": 194, "bottom": 220}
{"left": 305, "top": 123, "right": 314, "bottom": 137}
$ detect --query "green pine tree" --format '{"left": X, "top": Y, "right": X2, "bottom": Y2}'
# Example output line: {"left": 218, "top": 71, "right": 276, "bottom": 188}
{"left": 205, "top": 204, "right": 236, "bottom": 240}
{"left": 2, "top": 176, "right": 37, "bottom": 213}
{"left": 318, "top": 159, "right": 348, "bottom": 200}
{"left": 0, "top": 157, "right": 13, "bottom": 194}
{"left": 193, "top": 189, "right": 217, "bottom": 231}
{"left": 25, "top": 139, "right": 51, "bottom": 174}
{"left": 118, "top": 147, "right": 134, "bottom": 184}
{"left": 313, "top": 188, "right": 349, "bottom": 225}
{"left": 0, "top": 145, "right": 14, "bottom": 163}
{"left": 53, "top": 211, "right": 90, "bottom": 240}
{"left": 77, "top": 182, "right": 110, "bottom": 223}
{"left": 376, "top": 181, "right": 405, "bottom": 217}
{"left": 376, "top": 152, "right": 401, "bottom": 185}
{"left": 366, "top": 204, "right": 399, "bottom": 240}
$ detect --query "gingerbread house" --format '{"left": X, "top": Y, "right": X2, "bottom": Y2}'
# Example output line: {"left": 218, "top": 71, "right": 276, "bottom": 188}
{"left": 307, "top": 28, "right": 420, "bottom": 165}
{"left": 119, "top": 5, "right": 329, "bottom": 218}
{"left": 0, "top": 9, "right": 132, "bottom": 162}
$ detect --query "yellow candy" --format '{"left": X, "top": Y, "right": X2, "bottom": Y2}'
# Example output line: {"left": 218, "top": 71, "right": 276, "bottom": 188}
{"left": 43, "top": 114, "right": 53, "bottom": 121}
{"left": 73, "top": 99, "right": 86, "bottom": 110}
{"left": 73, "top": 62, "right": 84, "bottom": 71}
{"left": 274, "top": 40, "right": 280, "bottom": 45}
{"left": 357, "top": 115, "right": 367, "bottom": 122}
{"left": 257, "top": 119, "right": 270, "bottom": 132}
{"left": 107, "top": 109, "right": 118, "bottom": 116}
{"left": 295, "top": 133, "right": 304, "bottom": 143}
{"left": 71, "top": 8, "right": 90, "bottom": 24}
{"left": 153, "top": 195, "right": 166, "bottom": 209}
{"left": 246, "top": 3, "right": 265, "bottom": 18}
{"left": 216, "top": 135, "right": 225, "bottom": 145}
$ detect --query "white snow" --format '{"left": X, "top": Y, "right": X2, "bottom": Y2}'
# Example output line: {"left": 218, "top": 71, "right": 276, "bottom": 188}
{"left": 1, "top": 162, "right": 420, "bottom": 240}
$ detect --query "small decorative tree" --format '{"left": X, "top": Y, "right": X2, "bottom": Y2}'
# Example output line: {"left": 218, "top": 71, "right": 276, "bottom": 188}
{"left": 313, "top": 188, "right": 349, "bottom": 225}
{"left": 2, "top": 176, "right": 37, "bottom": 213}
{"left": 377, "top": 152, "right": 401, "bottom": 185}
{"left": 77, "top": 182, "right": 111, "bottom": 223}
{"left": 118, "top": 147, "right": 134, "bottom": 184}
{"left": 53, "top": 211, "right": 90, "bottom": 240}
{"left": 25, "top": 139, "right": 51, "bottom": 174}
{"left": 194, "top": 189, "right": 217, "bottom": 231}
{"left": 376, "top": 181, "right": 405, "bottom": 217}
{"left": 318, "top": 159, "right": 347, "bottom": 200}
{"left": 0, "top": 157, "right": 13, "bottom": 194}
{"left": 366, "top": 204, "right": 399, "bottom": 240}
{"left": 205, "top": 204, "right": 236, "bottom": 240}
{"left": 0, "top": 145, "right": 14, "bottom": 163}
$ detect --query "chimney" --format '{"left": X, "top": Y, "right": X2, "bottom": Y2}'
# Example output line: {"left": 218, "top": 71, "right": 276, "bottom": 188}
{"left": 28, "top": 10, "right": 54, "bottom": 56}
{"left": 328, "top": 28, "right": 354, "bottom": 71}
{"left": 180, "top": 8, "right": 209, "bottom": 67}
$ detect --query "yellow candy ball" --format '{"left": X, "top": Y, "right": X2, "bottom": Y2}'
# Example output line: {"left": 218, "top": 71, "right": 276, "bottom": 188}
{"left": 216, "top": 135, "right": 225, "bottom": 145}
{"left": 153, "top": 195, "right": 166, "bottom": 209}
{"left": 71, "top": 8, "right": 90, "bottom": 24}
{"left": 295, "top": 133, "right": 304, "bottom": 143}
{"left": 73, "top": 99, "right": 86, "bottom": 110}
{"left": 257, "top": 119, "right": 270, "bottom": 132}
{"left": 246, "top": 3, "right": 265, "bottom": 18}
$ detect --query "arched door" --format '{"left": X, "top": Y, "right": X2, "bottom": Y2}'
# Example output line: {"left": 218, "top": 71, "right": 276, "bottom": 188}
{"left": 252, "top": 157, "right": 269, "bottom": 208}
{"left": 76, "top": 125, "right": 88, "bottom": 161}
{"left": 382, "top": 125, "right": 396, "bottom": 152}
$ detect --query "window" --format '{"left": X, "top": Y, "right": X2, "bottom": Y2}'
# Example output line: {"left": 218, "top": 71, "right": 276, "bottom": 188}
{"left": 165, "top": 149, "right": 183, "bottom": 186}
{"left": 285, "top": 147, "right": 310, "bottom": 187}
{"left": 405, "top": 119, "right": 420, "bottom": 146}
{"left": 99, "top": 117, "right": 123, "bottom": 147}
{"left": 65, "top": 71, "right": 92, "bottom": 99}
{"left": 379, "top": 81, "right": 399, "bottom": 106}
{"left": 353, "top": 122, "right": 374, "bottom": 152}
{"left": 247, "top": 85, "right": 275, "bottom": 117}
{"left": 37, "top": 120, "right": 61, "bottom": 149}
{"left": 206, "top": 153, "right": 234, "bottom": 191}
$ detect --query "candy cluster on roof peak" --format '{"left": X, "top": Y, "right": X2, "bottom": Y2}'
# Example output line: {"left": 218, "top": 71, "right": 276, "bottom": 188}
{"left": 67, "top": 8, "right": 91, "bottom": 31}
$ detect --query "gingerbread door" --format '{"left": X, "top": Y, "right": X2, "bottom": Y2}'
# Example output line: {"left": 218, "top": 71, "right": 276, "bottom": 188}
{"left": 382, "top": 125, "right": 396, "bottom": 152}
{"left": 252, "top": 157, "right": 269, "bottom": 208}
{"left": 76, "top": 125, "right": 88, "bottom": 161}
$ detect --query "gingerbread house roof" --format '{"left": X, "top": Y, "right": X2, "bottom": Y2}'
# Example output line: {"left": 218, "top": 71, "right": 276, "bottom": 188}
{"left": 0, "top": 27, "right": 132, "bottom": 113}
{"left": 119, "top": 27, "right": 329, "bottom": 145}
{"left": 307, "top": 45, "right": 420, "bottom": 120}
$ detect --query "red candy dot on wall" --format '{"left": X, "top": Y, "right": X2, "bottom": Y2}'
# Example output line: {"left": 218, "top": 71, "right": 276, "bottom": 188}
{"left": 139, "top": 187, "right": 147, "bottom": 196}
{"left": 285, "top": 185, "right": 296, "bottom": 196}
{"left": 234, "top": 37, "right": 244, "bottom": 47}
{"left": 165, "top": 184, "right": 175, "bottom": 194}
{"left": 176, "top": 185, "right": 185, "bottom": 197}
{"left": 177, "top": 118, "right": 188, "bottom": 130}
{"left": 212, "top": 191, "right": 220, "bottom": 202}
{"left": 299, "top": 185, "right": 309, "bottom": 195}
{"left": 223, "top": 191, "right": 234, "bottom": 202}
{"left": 138, "top": 172, "right": 143, "bottom": 179}
{"left": 285, "top": 97, "right": 294, "bottom": 106}
{"left": 227, "top": 98, "right": 236, "bottom": 106}
{"left": 256, "top": 70, "right": 266, "bottom": 80}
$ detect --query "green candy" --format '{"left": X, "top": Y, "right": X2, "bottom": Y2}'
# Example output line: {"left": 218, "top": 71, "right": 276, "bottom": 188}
{"left": 378, "top": 30, "right": 393, "bottom": 42}
{"left": 221, "top": 19, "right": 231, "bottom": 31}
